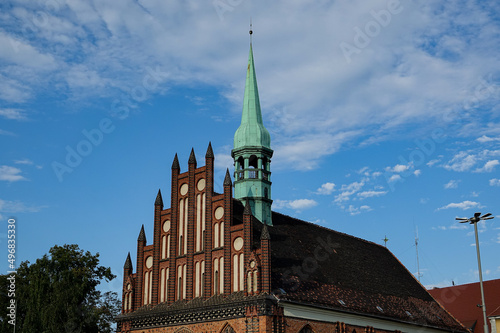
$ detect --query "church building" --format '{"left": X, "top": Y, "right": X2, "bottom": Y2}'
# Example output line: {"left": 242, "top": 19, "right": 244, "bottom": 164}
{"left": 116, "top": 35, "right": 468, "bottom": 333}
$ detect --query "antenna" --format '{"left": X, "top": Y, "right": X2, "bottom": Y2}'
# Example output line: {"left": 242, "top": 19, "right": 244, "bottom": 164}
{"left": 382, "top": 235, "right": 389, "bottom": 247}
{"left": 415, "top": 226, "right": 422, "bottom": 282}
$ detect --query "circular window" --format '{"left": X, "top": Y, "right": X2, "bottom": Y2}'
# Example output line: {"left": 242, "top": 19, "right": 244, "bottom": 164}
{"left": 250, "top": 260, "right": 256, "bottom": 268}
{"left": 215, "top": 206, "right": 224, "bottom": 220}
{"left": 197, "top": 178, "right": 206, "bottom": 191}
{"left": 145, "top": 256, "right": 153, "bottom": 269}
{"left": 233, "top": 237, "right": 244, "bottom": 251}
{"left": 180, "top": 183, "right": 188, "bottom": 196}
{"left": 163, "top": 220, "right": 171, "bottom": 232}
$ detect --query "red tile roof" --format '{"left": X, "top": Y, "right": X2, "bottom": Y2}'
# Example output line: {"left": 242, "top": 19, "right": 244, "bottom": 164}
{"left": 267, "top": 211, "right": 467, "bottom": 332}
{"left": 428, "top": 279, "right": 500, "bottom": 333}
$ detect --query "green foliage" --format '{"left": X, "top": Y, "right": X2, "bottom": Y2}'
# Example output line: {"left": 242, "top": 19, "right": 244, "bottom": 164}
{"left": 0, "top": 244, "right": 120, "bottom": 333}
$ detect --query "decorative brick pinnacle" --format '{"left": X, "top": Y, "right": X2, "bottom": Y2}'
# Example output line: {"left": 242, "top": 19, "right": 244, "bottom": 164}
{"left": 155, "top": 189, "right": 163, "bottom": 207}
{"left": 206, "top": 142, "right": 214, "bottom": 158}
{"left": 138, "top": 224, "right": 146, "bottom": 243}
{"left": 172, "top": 154, "right": 180, "bottom": 170}
{"left": 261, "top": 224, "right": 270, "bottom": 240}
{"left": 243, "top": 201, "right": 252, "bottom": 215}
{"left": 223, "top": 169, "right": 232, "bottom": 186}
{"left": 124, "top": 252, "right": 133, "bottom": 270}
{"left": 188, "top": 148, "right": 197, "bottom": 164}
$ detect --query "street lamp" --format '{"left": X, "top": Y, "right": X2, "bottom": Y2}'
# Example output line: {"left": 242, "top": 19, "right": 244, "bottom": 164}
{"left": 456, "top": 212, "right": 495, "bottom": 333}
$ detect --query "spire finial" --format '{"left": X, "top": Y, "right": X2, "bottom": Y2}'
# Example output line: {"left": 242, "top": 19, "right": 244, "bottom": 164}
{"left": 249, "top": 18, "right": 253, "bottom": 44}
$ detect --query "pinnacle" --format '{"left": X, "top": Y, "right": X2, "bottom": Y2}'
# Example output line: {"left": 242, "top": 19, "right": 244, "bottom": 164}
{"left": 205, "top": 142, "right": 214, "bottom": 158}
{"left": 243, "top": 200, "right": 252, "bottom": 215}
{"left": 260, "top": 224, "right": 270, "bottom": 240}
{"left": 124, "top": 252, "right": 132, "bottom": 270}
{"left": 155, "top": 189, "right": 163, "bottom": 207}
{"left": 223, "top": 169, "right": 232, "bottom": 186}
{"left": 138, "top": 225, "right": 146, "bottom": 243}
{"left": 188, "top": 148, "right": 197, "bottom": 165}
{"left": 172, "top": 154, "right": 180, "bottom": 170}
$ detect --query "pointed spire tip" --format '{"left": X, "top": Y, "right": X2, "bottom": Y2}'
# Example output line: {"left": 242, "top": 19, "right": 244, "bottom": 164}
{"left": 261, "top": 224, "right": 270, "bottom": 240}
{"left": 243, "top": 200, "right": 252, "bottom": 215}
{"left": 124, "top": 252, "right": 133, "bottom": 269}
{"left": 188, "top": 148, "right": 197, "bottom": 164}
{"left": 172, "top": 153, "right": 180, "bottom": 170}
{"left": 205, "top": 142, "right": 214, "bottom": 158}
{"left": 224, "top": 168, "right": 232, "bottom": 186}
{"left": 155, "top": 189, "right": 163, "bottom": 207}
{"left": 138, "top": 225, "right": 146, "bottom": 243}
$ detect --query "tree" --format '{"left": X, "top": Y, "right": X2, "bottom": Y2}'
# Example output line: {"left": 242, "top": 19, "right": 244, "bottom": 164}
{"left": 0, "top": 244, "right": 120, "bottom": 333}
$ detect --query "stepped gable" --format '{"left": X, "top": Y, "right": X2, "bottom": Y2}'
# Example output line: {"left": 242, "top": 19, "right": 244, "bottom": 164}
{"left": 267, "top": 211, "right": 466, "bottom": 331}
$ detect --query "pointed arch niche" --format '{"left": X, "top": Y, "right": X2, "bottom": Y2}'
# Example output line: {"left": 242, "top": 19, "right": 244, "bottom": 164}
{"left": 219, "top": 323, "right": 236, "bottom": 333}
{"left": 299, "top": 324, "right": 315, "bottom": 333}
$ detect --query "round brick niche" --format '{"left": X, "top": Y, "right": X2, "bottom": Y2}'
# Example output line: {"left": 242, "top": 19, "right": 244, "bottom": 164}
{"left": 233, "top": 237, "right": 244, "bottom": 251}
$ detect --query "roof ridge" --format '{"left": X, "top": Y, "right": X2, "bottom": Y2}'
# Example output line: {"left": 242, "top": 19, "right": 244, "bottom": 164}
{"left": 430, "top": 278, "right": 500, "bottom": 290}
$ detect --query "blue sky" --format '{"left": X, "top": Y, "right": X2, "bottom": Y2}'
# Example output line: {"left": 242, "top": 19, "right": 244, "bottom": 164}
{"left": 1, "top": 0, "right": 499, "bottom": 296}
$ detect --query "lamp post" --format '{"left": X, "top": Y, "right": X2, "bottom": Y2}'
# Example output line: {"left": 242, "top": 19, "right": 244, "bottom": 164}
{"left": 456, "top": 212, "right": 495, "bottom": 333}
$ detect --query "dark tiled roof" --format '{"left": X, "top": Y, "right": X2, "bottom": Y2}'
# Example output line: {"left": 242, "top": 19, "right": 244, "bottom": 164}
{"left": 267, "top": 211, "right": 467, "bottom": 331}
{"left": 429, "top": 279, "right": 500, "bottom": 333}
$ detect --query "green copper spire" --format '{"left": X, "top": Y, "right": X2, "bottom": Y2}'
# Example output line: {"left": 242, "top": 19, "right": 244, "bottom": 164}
{"left": 233, "top": 43, "right": 271, "bottom": 150}
{"left": 232, "top": 35, "right": 273, "bottom": 226}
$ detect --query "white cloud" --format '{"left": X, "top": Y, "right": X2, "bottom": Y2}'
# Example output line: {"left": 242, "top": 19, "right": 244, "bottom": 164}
{"left": 414, "top": 170, "right": 421, "bottom": 176}
{"left": 437, "top": 200, "right": 481, "bottom": 211}
{"left": 444, "top": 152, "right": 477, "bottom": 172}
{"left": 477, "top": 135, "right": 500, "bottom": 143}
{"left": 444, "top": 151, "right": 500, "bottom": 173}
{"left": 274, "top": 199, "right": 318, "bottom": 211}
{"left": 427, "top": 159, "right": 440, "bottom": 167}
{"left": 357, "top": 190, "right": 388, "bottom": 199}
{"left": 0, "top": 199, "right": 45, "bottom": 213}
{"left": 475, "top": 159, "right": 499, "bottom": 173}
{"left": 386, "top": 164, "right": 410, "bottom": 173}
{"left": 334, "top": 181, "right": 364, "bottom": 203}
{"left": 273, "top": 131, "right": 360, "bottom": 170}
{"left": 449, "top": 223, "right": 468, "bottom": 230}
{"left": 14, "top": 159, "right": 33, "bottom": 165}
{"left": 433, "top": 226, "right": 448, "bottom": 231}
{"left": 444, "top": 180, "right": 460, "bottom": 189}
{"left": 347, "top": 205, "right": 372, "bottom": 216}
{"left": 0, "top": 31, "right": 57, "bottom": 70}
{"left": 358, "top": 166, "right": 369, "bottom": 174}
{"left": 0, "top": 108, "right": 27, "bottom": 120}
{"left": 0, "top": 129, "right": 15, "bottom": 136}
{"left": 388, "top": 174, "right": 402, "bottom": 183}
{"left": 316, "top": 182, "right": 336, "bottom": 195}
{"left": 0, "top": 166, "right": 27, "bottom": 182}
{"left": 0, "top": 1, "right": 497, "bottom": 166}
{"left": 490, "top": 178, "right": 500, "bottom": 186}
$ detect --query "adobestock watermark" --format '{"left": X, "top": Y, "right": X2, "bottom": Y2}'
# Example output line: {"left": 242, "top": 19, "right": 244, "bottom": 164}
{"left": 212, "top": 0, "right": 246, "bottom": 21}
{"left": 385, "top": 74, "right": 498, "bottom": 192}
{"left": 280, "top": 235, "right": 340, "bottom": 292}
{"left": 340, "top": 0, "right": 403, "bottom": 64}
{"left": 6, "top": 218, "right": 17, "bottom": 328}
{"left": 51, "top": 66, "right": 169, "bottom": 182}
